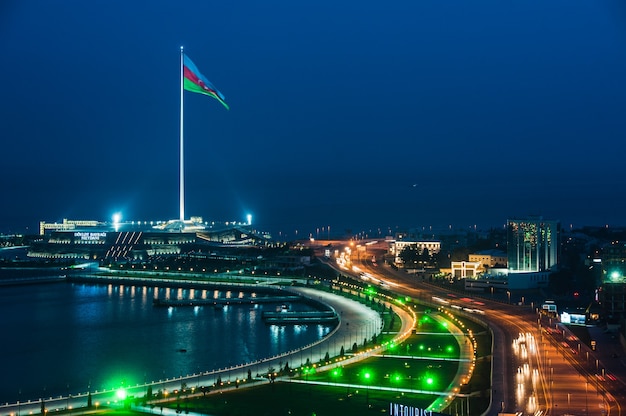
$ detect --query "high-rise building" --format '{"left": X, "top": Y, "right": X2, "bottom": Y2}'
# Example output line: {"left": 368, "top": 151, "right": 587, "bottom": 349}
{"left": 507, "top": 217, "right": 559, "bottom": 273}
{"left": 599, "top": 241, "right": 626, "bottom": 320}
{"left": 602, "top": 241, "right": 626, "bottom": 283}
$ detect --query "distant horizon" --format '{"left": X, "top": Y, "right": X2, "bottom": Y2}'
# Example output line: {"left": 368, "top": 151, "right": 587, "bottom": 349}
{"left": 3, "top": 208, "right": 626, "bottom": 239}
{"left": 3, "top": 160, "right": 626, "bottom": 237}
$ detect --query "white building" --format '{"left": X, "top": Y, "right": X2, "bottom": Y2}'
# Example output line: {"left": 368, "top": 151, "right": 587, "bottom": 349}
{"left": 390, "top": 240, "right": 441, "bottom": 265}
{"left": 469, "top": 250, "right": 507, "bottom": 268}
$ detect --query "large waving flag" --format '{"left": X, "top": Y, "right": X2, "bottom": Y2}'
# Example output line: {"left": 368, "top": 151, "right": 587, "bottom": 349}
{"left": 183, "top": 54, "right": 229, "bottom": 110}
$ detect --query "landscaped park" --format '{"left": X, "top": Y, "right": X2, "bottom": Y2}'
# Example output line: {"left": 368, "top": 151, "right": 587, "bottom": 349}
{"left": 5, "top": 272, "right": 492, "bottom": 416}
{"left": 132, "top": 282, "right": 493, "bottom": 416}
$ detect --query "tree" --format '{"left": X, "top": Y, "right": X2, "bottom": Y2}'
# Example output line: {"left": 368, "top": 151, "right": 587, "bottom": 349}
{"left": 352, "top": 342, "right": 358, "bottom": 353}
{"left": 419, "top": 248, "right": 431, "bottom": 267}
{"left": 247, "top": 369, "right": 252, "bottom": 381}
{"left": 324, "top": 351, "right": 330, "bottom": 362}
{"left": 398, "top": 246, "right": 421, "bottom": 268}
{"left": 340, "top": 345, "right": 345, "bottom": 356}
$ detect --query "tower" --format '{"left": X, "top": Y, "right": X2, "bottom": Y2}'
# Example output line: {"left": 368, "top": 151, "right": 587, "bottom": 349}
{"left": 507, "top": 216, "right": 559, "bottom": 273}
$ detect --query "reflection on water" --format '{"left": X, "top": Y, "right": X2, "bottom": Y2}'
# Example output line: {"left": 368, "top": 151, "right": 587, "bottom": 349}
{"left": 0, "top": 281, "right": 332, "bottom": 403}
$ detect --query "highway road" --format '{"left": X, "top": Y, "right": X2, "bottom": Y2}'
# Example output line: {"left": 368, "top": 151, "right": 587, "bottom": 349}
{"left": 324, "top": 243, "right": 621, "bottom": 416}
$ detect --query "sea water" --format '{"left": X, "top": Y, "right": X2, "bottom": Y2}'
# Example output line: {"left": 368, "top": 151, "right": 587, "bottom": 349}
{"left": 0, "top": 280, "right": 331, "bottom": 403}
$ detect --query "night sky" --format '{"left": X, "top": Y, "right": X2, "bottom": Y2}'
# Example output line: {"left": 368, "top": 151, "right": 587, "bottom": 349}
{"left": 2, "top": 1, "right": 626, "bottom": 238}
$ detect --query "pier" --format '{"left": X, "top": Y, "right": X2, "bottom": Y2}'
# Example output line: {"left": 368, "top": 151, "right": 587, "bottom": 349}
{"left": 261, "top": 310, "right": 338, "bottom": 324}
{"left": 152, "top": 295, "right": 301, "bottom": 307}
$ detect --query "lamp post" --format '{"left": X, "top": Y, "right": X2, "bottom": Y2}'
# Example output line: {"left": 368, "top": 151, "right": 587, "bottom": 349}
{"left": 363, "top": 371, "right": 371, "bottom": 408}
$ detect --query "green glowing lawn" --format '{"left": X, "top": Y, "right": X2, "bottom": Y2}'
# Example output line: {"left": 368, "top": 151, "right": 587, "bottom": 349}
{"left": 140, "top": 290, "right": 491, "bottom": 416}
{"left": 169, "top": 382, "right": 434, "bottom": 416}
{"left": 304, "top": 356, "right": 458, "bottom": 393}
{"left": 154, "top": 354, "right": 458, "bottom": 416}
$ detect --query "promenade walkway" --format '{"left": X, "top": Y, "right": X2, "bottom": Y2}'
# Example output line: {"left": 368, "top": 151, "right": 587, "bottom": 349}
{"left": 2, "top": 285, "right": 479, "bottom": 416}
{"left": 1, "top": 286, "right": 387, "bottom": 415}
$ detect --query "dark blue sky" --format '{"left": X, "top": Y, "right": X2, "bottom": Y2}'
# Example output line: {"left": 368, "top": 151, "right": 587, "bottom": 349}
{"left": 2, "top": 0, "right": 626, "bottom": 237}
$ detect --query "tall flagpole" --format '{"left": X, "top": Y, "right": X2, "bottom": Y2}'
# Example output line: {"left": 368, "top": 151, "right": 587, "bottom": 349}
{"left": 179, "top": 46, "right": 185, "bottom": 222}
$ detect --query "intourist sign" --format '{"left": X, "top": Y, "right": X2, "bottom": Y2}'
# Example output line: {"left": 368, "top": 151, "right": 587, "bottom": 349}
{"left": 389, "top": 403, "right": 433, "bottom": 416}
{"left": 74, "top": 232, "right": 107, "bottom": 241}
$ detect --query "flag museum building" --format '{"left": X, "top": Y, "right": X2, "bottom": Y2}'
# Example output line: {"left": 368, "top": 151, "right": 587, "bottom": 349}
{"left": 29, "top": 218, "right": 270, "bottom": 261}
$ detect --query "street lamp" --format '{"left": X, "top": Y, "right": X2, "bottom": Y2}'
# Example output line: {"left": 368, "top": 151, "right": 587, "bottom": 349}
{"left": 363, "top": 371, "right": 371, "bottom": 408}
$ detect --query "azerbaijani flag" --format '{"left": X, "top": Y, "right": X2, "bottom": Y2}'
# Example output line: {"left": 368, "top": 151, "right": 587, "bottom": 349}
{"left": 183, "top": 54, "right": 229, "bottom": 110}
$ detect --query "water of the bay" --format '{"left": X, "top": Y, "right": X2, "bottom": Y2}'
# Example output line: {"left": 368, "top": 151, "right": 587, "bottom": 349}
{"left": 0, "top": 279, "right": 332, "bottom": 404}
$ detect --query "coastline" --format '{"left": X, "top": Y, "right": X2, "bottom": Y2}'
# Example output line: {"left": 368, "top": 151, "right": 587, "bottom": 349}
{"left": 0, "top": 271, "right": 355, "bottom": 404}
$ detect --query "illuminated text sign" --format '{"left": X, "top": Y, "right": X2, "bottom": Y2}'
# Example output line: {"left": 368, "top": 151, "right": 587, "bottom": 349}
{"left": 389, "top": 403, "right": 433, "bottom": 416}
{"left": 74, "top": 232, "right": 107, "bottom": 241}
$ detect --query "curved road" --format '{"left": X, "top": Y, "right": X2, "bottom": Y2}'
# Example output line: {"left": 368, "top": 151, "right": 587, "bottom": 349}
{"left": 349, "top": 253, "right": 616, "bottom": 416}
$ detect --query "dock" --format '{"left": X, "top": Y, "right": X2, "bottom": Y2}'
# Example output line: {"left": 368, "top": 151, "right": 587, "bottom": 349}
{"left": 261, "top": 310, "right": 338, "bottom": 324}
{"left": 152, "top": 295, "right": 301, "bottom": 307}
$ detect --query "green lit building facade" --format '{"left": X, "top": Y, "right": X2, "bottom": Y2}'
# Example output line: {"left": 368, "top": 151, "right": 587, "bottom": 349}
{"left": 599, "top": 241, "right": 626, "bottom": 320}
{"left": 507, "top": 217, "right": 559, "bottom": 273}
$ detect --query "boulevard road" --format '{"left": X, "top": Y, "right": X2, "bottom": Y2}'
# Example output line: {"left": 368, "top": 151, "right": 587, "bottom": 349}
{"left": 332, "top": 253, "right": 615, "bottom": 416}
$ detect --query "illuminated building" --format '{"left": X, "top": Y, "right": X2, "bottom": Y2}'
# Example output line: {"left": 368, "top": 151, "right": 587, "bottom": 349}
{"left": 389, "top": 239, "right": 441, "bottom": 266}
{"left": 39, "top": 219, "right": 102, "bottom": 235}
{"left": 507, "top": 217, "right": 559, "bottom": 272}
{"left": 598, "top": 241, "right": 626, "bottom": 319}
{"left": 506, "top": 216, "right": 559, "bottom": 289}
{"left": 601, "top": 241, "right": 626, "bottom": 284}
{"left": 29, "top": 218, "right": 271, "bottom": 261}
{"left": 450, "top": 261, "right": 482, "bottom": 278}
{"left": 468, "top": 250, "right": 507, "bottom": 269}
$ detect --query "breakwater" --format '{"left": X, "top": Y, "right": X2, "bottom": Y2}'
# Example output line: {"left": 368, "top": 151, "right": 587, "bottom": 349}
{"left": 262, "top": 310, "right": 339, "bottom": 324}
{"left": 153, "top": 295, "right": 301, "bottom": 307}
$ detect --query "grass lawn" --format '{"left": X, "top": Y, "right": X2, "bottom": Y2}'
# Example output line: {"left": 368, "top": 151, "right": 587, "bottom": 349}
{"left": 147, "top": 289, "right": 493, "bottom": 416}
{"left": 173, "top": 381, "right": 435, "bottom": 416}
{"left": 305, "top": 355, "right": 458, "bottom": 393}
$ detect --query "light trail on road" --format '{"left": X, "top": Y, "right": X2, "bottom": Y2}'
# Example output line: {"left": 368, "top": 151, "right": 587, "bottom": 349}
{"left": 337, "top": 250, "right": 616, "bottom": 416}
